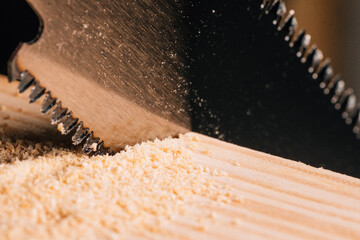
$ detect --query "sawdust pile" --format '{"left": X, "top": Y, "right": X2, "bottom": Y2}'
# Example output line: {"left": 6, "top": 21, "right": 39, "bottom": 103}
{"left": 0, "top": 134, "right": 233, "bottom": 239}
{"left": 0, "top": 137, "right": 57, "bottom": 163}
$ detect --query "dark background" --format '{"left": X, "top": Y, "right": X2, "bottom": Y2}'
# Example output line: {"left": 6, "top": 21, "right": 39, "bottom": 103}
{"left": 1, "top": 0, "right": 360, "bottom": 177}
{"left": 0, "top": 0, "right": 39, "bottom": 74}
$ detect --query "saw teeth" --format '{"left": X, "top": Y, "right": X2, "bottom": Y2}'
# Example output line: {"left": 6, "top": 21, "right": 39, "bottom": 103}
{"left": 29, "top": 81, "right": 46, "bottom": 103}
{"left": 72, "top": 122, "right": 89, "bottom": 145}
{"left": 261, "top": 0, "right": 272, "bottom": 11}
{"left": 7, "top": 1, "right": 360, "bottom": 155}
{"left": 260, "top": 0, "right": 268, "bottom": 9}
{"left": 58, "top": 112, "right": 78, "bottom": 135}
{"left": 18, "top": 71, "right": 35, "bottom": 93}
{"left": 290, "top": 30, "right": 304, "bottom": 51}
{"left": 352, "top": 112, "right": 360, "bottom": 137}
{"left": 309, "top": 49, "right": 323, "bottom": 73}
{"left": 51, "top": 102, "right": 68, "bottom": 124}
{"left": 335, "top": 88, "right": 353, "bottom": 110}
{"left": 342, "top": 95, "right": 357, "bottom": 124}
{"left": 95, "top": 141, "right": 105, "bottom": 155}
{"left": 330, "top": 79, "right": 346, "bottom": 104}
{"left": 335, "top": 89, "right": 355, "bottom": 113}
{"left": 261, "top": 0, "right": 360, "bottom": 140}
{"left": 278, "top": 10, "right": 297, "bottom": 41}
{"left": 83, "top": 132, "right": 100, "bottom": 154}
{"left": 303, "top": 46, "right": 323, "bottom": 73}
{"left": 259, "top": 0, "right": 279, "bottom": 20}
{"left": 314, "top": 59, "right": 333, "bottom": 86}
{"left": 290, "top": 30, "right": 310, "bottom": 58}
{"left": 302, "top": 46, "right": 317, "bottom": 67}
{"left": 267, "top": 0, "right": 284, "bottom": 26}
{"left": 324, "top": 74, "right": 341, "bottom": 94}
{"left": 10, "top": 67, "right": 112, "bottom": 155}
{"left": 41, "top": 92, "right": 57, "bottom": 114}
{"left": 95, "top": 141, "right": 112, "bottom": 156}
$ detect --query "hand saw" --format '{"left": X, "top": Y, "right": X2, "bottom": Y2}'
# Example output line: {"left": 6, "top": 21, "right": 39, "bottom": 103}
{"left": 2, "top": 0, "right": 360, "bottom": 177}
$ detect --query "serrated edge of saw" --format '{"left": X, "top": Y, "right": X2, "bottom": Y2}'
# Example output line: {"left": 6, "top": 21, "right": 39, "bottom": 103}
{"left": 7, "top": 0, "right": 360, "bottom": 155}
{"left": 7, "top": 56, "right": 113, "bottom": 156}
{"left": 260, "top": 0, "right": 360, "bottom": 139}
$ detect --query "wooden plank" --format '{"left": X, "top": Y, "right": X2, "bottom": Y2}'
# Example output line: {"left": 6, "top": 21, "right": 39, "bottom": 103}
{"left": 164, "top": 133, "right": 360, "bottom": 239}
{"left": 0, "top": 73, "right": 360, "bottom": 239}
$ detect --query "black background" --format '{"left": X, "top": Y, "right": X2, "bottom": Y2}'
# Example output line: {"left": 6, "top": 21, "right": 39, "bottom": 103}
{"left": 0, "top": 0, "right": 39, "bottom": 74}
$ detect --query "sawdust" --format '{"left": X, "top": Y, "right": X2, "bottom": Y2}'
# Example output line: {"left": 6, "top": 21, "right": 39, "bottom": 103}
{"left": 0, "top": 134, "right": 235, "bottom": 239}
{"left": 0, "top": 136, "right": 59, "bottom": 163}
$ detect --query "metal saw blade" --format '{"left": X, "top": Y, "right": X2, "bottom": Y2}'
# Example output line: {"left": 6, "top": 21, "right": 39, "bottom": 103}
{"left": 7, "top": 0, "right": 360, "bottom": 177}
{"left": 9, "top": 0, "right": 192, "bottom": 154}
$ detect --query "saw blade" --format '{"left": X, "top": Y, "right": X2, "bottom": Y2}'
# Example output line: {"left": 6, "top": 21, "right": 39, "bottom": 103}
{"left": 184, "top": 0, "right": 360, "bottom": 176}
{"left": 9, "top": 0, "right": 192, "bottom": 155}
{"left": 6, "top": 0, "right": 360, "bottom": 176}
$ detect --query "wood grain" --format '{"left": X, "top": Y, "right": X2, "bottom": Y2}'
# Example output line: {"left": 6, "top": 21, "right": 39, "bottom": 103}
{"left": 0, "top": 74, "right": 360, "bottom": 239}
{"left": 169, "top": 133, "right": 360, "bottom": 239}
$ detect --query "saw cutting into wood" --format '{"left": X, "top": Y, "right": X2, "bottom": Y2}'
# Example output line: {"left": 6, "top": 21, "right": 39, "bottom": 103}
{"left": 1, "top": 0, "right": 360, "bottom": 175}
{"left": 0, "top": 0, "right": 360, "bottom": 239}
{"left": 2, "top": 0, "right": 360, "bottom": 177}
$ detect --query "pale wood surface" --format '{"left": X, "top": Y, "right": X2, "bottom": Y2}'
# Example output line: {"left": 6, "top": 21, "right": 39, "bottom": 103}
{"left": 1, "top": 75, "right": 360, "bottom": 239}
{"left": 161, "top": 132, "right": 360, "bottom": 240}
